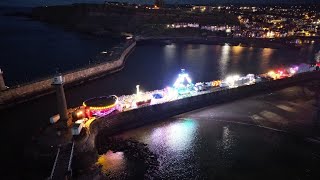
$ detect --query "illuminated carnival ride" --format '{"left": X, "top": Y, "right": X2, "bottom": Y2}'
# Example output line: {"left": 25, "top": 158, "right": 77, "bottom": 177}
{"left": 173, "top": 69, "right": 194, "bottom": 94}
{"left": 82, "top": 95, "right": 118, "bottom": 117}
{"left": 135, "top": 85, "right": 152, "bottom": 107}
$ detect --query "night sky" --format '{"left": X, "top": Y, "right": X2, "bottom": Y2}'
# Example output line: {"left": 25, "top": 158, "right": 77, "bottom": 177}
{"left": 0, "top": 0, "right": 319, "bottom": 7}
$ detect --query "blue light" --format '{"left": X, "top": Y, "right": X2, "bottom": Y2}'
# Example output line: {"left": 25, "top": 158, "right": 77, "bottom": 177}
{"left": 173, "top": 69, "right": 194, "bottom": 95}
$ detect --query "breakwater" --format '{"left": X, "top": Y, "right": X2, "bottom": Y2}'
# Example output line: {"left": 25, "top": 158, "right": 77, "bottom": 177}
{"left": 83, "top": 71, "right": 320, "bottom": 151}
{"left": 0, "top": 40, "right": 136, "bottom": 108}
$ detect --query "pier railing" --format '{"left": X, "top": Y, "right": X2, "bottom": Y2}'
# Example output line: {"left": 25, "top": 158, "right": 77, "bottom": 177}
{"left": 48, "top": 142, "right": 74, "bottom": 180}
{"left": 67, "top": 142, "right": 75, "bottom": 176}
{"left": 49, "top": 147, "right": 61, "bottom": 180}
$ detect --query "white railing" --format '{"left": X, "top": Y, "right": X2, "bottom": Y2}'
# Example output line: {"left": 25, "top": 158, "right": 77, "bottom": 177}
{"left": 49, "top": 147, "right": 61, "bottom": 180}
{"left": 68, "top": 142, "right": 75, "bottom": 173}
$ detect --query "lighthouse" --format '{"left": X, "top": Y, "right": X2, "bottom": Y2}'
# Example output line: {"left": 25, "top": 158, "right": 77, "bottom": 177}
{"left": 52, "top": 74, "right": 69, "bottom": 128}
{"left": 0, "top": 69, "right": 6, "bottom": 91}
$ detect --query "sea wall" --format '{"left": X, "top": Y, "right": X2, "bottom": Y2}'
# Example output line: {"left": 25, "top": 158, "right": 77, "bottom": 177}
{"left": 0, "top": 40, "right": 136, "bottom": 106}
{"left": 86, "top": 71, "right": 320, "bottom": 150}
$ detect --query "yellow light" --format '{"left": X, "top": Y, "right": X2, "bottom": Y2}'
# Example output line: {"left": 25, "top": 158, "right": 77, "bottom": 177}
{"left": 82, "top": 96, "right": 118, "bottom": 111}
{"left": 85, "top": 117, "right": 96, "bottom": 127}
{"left": 267, "top": 70, "right": 280, "bottom": 80}
{"left": 212, "top": 80, "right": 221, "bottom": 87}
{"left": 88, "top": 103, "right": 116, "bottom": 110}
{"left": 268, "top": 71, "right": 275, "bottom": 75}
{"left": 76, "top": 111, "right": 83, "bottom": 117}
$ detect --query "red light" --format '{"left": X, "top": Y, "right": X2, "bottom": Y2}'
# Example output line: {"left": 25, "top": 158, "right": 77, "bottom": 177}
{"left": 85, "top": 107, "right": 92, "bottom": 118}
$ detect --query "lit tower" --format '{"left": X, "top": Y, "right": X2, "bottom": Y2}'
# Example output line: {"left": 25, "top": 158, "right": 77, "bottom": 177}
{"left": 52, "top": 74, "right": 69, "bottom": 127}
{"left": 136, "top": 85, "right": 140, "bottom": 96}
{"left": 0, "top": 69, "right": 6, "bottom": 91}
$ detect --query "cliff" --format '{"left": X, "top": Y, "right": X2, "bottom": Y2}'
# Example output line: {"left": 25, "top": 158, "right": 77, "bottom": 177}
{"left": 30, "top": 4, "right": 239, "bottom": 36}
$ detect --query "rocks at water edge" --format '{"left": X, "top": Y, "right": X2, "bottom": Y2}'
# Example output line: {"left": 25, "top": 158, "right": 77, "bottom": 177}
{"left": 96, "top": 136, "right": 160, "bottom": 179}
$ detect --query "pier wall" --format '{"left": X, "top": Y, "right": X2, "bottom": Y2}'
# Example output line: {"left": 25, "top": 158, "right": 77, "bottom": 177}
{"left": 89, "top": 71, "right": 320, "bottom": 149}
{"left": 0, "top": 40, "right": 136, "bottom": 106}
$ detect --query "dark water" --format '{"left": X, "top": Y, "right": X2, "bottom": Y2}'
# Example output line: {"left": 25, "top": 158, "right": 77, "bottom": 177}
{"left": 108, "top": 118, "right": 320, "bottom": 179}
{"left": 1, "top": 7, "right": 320, "bottom": 178}
{"left": 98, "top": 86, "right": 320, "bottom": 179}
{"left": 0, "top": 10, "right": 119, "bottom": 86}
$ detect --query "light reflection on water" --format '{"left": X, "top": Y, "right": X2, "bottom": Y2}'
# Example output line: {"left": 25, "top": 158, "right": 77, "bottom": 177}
{"left": 230, "top": 45, "right": 244, "bottom": 65}
{"left": 164, "top": 44, "right": 176, "bottom": 63}
{"left": 221, "top": 126, "right": 233, "bottom": 150}
{"left": 216, "top": 126, "right": 237, "bottom": 168}
{"left": 95, "top": 119, "right": 200, "bottom": 178}
{"left": 219, "top": 45, "right": 231, "bottom": 77}
{"left": 150, "top": 118, "right": 198, "bottom": 152}
{"left": 112, "top": 118, "right": 201, "bottom": 179}
{"left": 148, "top": 118, "right": 200, "bottom": 179}
{"left": 96, "top": 151, "right": 126, "bottom": 174}
{"left": 104, "top": 111, "right": 320, "bottom": 179}
{"left": 232, "top": 45, "right": 244, "bottom": 55}
{"left": 162, "top": 43, "right": 318, "bottom": 84}
{"left": 260, "top": 48, "right": 273, "bottom": 71}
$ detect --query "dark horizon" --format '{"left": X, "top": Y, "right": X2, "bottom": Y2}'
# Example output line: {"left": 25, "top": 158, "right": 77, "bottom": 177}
{"left": 1, "top": 0, "right": 320, "bottom": 8}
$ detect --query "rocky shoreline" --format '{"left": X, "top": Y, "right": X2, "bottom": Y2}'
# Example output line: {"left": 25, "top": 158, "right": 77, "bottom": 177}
{"left": 97, "top": 137, "right": 160, "bottom": 179}
{"left": 74, "top": 136, "right": 160, "bottom": 179}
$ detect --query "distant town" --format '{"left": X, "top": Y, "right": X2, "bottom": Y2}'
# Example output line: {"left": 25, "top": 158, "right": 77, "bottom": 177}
{"left": 27, "top": 2, "right": 317, "bottom": 42}
{"left": 189, "top": 4, "right": 320, "bottom": 39}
